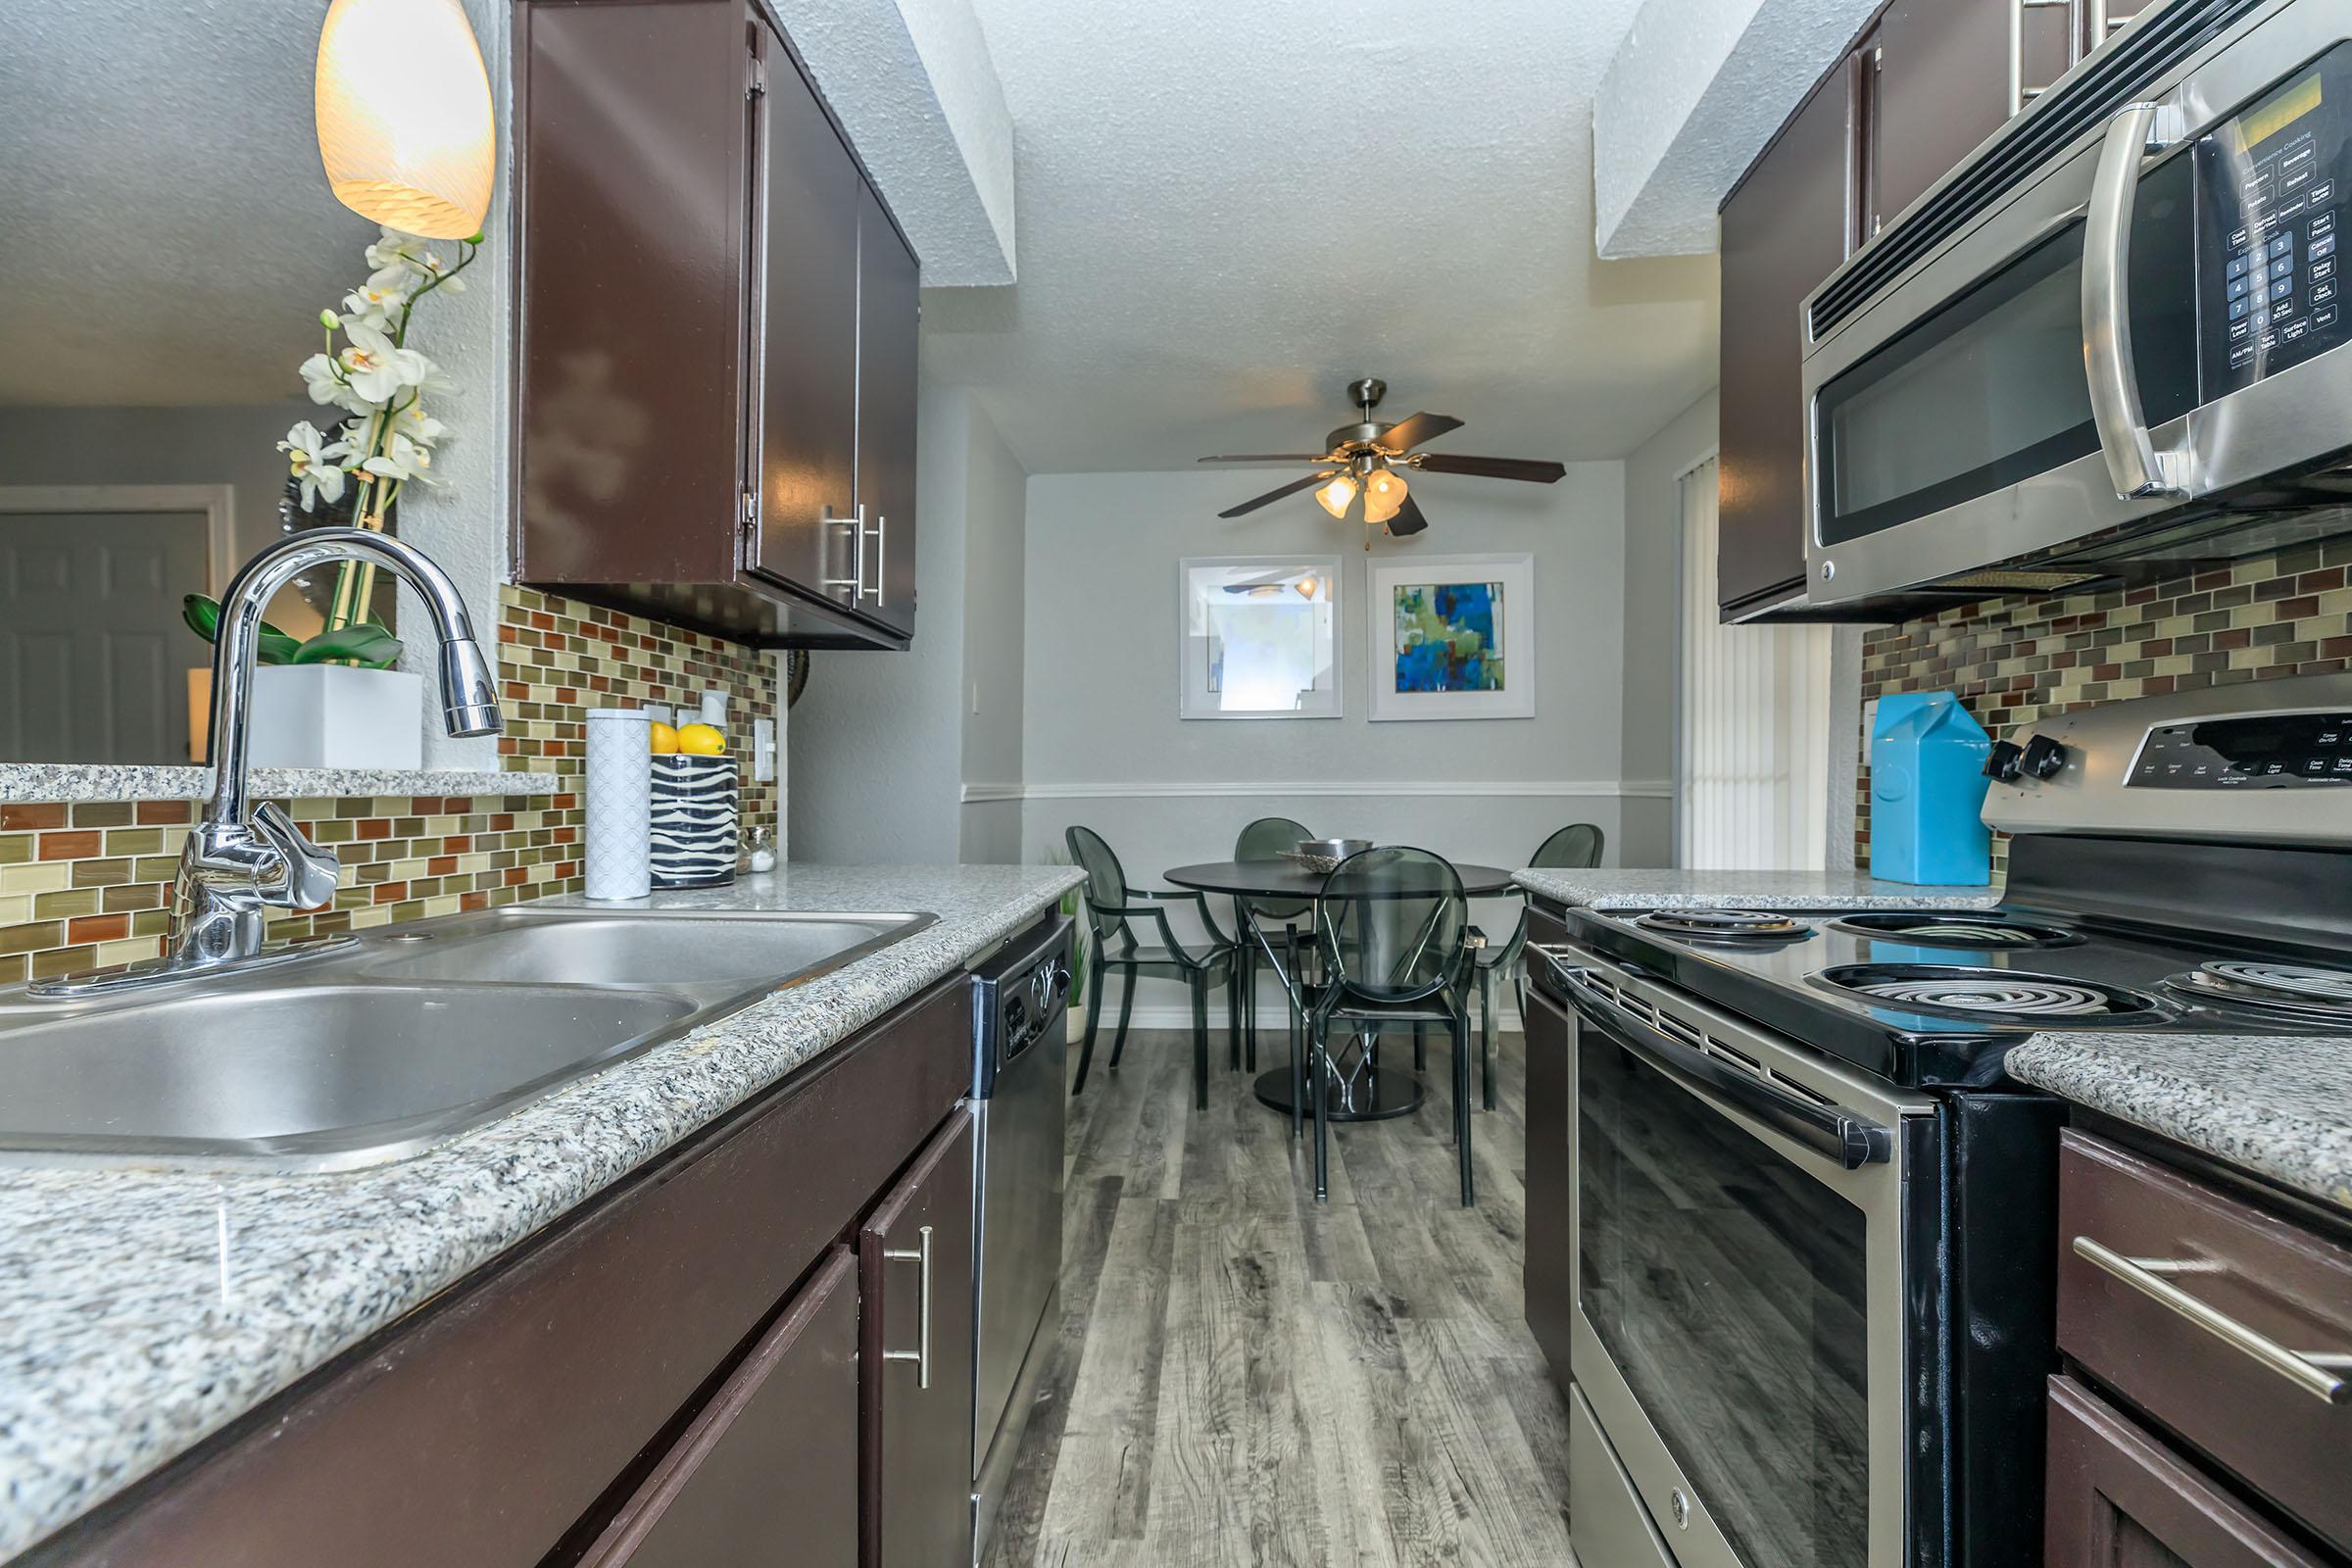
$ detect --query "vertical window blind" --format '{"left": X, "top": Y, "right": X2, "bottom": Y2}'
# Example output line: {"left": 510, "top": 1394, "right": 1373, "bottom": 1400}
{"left": 1677, "top": 458, "right": 1835, "bottom": 869}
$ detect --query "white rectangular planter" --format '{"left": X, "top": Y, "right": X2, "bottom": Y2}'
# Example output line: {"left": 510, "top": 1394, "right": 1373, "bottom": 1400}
{"left": 247, "top": 665, "right": 424, "bottom": 770}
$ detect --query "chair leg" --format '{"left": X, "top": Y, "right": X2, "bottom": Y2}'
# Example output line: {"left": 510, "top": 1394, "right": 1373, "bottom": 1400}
{"left": 1245, "top": 955, "right": 1259, "bottom": 1072}
{"left": 1479, "top": 968, "right": 1498, "bottom": 1111}
{"left": 1227, "top": 960, "right": 1242, "bottom": 1071}
{"left": 1413, "top": 1022, "right": 1427, "bottom": 1070}
{"left": 1454, "top": 1009, "right": 1476, "bottom": 1207}
{"left": 1191, "top": 973, "right": 1209, "bottom": 1111}
{"left": 1311, "top": 1017, "right": 1330, "bottom": 1202}
{"left": 1289, "top": 991, "right": 1305, "bottom": 1140}
{"left": 1107, "top": 967, "right": 1137, "bottom": 1071}
{"left": 1071, "top": 955, "right": 1105, "bottom": 1097}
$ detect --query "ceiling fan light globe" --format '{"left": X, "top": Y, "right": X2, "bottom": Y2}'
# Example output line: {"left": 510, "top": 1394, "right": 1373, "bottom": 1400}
{"left": 1314, "top": 474, "right": 1359, "bottom": 518}
{"left": 1363, "top": 466, "right": 1408, "bottom": 525}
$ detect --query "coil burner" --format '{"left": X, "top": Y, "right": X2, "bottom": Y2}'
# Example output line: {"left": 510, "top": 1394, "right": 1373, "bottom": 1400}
{"left": 1634, "top": 908, "right": 1815, "bottom": 945}
{"left": 1812, "top": 964, "right": 2160, "bottom": 1023}
{"left": 2164, "top": 959, "right": 2352, "bottom": 1022}
{"left": 1830, "top": 912, "right": 2080, "bottom": 950}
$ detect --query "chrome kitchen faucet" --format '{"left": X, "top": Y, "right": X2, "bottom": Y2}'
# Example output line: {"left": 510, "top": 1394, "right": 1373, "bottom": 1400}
{"left": 32, "top": 528, "right": 502, "bottom": 997}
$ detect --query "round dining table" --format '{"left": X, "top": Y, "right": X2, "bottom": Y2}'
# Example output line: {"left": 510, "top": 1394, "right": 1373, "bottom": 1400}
{"left": 1162, "top": 859, "right": 1519, "bottom": 1121}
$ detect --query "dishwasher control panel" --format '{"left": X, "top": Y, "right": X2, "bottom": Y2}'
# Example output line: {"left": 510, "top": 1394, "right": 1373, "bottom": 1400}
{"left": 970, "top": 914, "right": 1073, "bottom": 1094}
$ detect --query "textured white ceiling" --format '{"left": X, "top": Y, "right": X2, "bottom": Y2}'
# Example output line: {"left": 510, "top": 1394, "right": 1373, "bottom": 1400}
{"left": 1595, "top": 0, "right": 1880, "bottom": 257}
{"left": 924, "top": 0, "right": 1720, "bottom": 473}
{"left": 0, "top": 0, "right": 380, "bottom": 407}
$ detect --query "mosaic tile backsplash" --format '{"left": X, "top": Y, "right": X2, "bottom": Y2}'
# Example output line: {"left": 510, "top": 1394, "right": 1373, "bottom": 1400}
{"left": 1856, "top": 543, "right": 2352, "bottom": 872}
{"left": 0, "top": 586, "right": 781, "bottom": 985}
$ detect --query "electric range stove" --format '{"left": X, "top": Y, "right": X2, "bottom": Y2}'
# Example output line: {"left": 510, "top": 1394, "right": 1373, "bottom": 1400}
{"left": 1528, "top": 670, "right": 2352, "bottom": 1568}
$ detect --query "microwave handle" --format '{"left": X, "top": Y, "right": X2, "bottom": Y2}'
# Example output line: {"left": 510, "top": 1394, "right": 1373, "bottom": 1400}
{"left": 1546, "top": 959, "right": 1893, "bottom": 1171}
{"left": 2083, "top": 99, "right": 2193, "bottom": 501}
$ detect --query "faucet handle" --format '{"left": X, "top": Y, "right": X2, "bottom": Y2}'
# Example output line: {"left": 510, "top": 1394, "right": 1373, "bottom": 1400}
{"left": 251, "top": 803, "right": 341, "bottom": 909}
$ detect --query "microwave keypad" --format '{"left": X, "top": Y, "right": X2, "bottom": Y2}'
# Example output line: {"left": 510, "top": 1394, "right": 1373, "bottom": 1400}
{"left": 2205, "top": 51, "right": 2352, "bottom": 389}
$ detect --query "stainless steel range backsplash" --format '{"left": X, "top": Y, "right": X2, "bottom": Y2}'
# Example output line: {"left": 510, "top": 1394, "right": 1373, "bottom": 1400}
{"left": 1856, "top": 541, "right": 2352, "bottom": 873}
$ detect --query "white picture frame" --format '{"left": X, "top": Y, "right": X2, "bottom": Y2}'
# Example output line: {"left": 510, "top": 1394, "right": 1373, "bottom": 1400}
{"left": 1178, "top": 556, "right": 1343, "bottom": 720}
{"left": 1366, "top": 552, "right": 1535, "bottom": 721}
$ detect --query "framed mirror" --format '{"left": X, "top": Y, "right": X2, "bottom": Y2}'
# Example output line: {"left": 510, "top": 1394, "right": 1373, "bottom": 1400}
{"left": 1178, "top": 557, "right": 1343, "bottom": 720}
{"left": 0, "top": 0, "right": 492, "bottom": 766}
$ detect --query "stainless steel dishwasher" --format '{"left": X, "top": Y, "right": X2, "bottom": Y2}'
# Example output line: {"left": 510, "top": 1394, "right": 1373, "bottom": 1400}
{"left": 966, "top": 913, "right": 1070, "bottom": 1561}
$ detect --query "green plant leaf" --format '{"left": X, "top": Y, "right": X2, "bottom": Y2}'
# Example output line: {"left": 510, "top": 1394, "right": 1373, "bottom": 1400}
{"left": 290, "top": 623, "right": 405, "bottom": 670}
{"left": 181, "top": 594, "right": 303, "bottom": 664}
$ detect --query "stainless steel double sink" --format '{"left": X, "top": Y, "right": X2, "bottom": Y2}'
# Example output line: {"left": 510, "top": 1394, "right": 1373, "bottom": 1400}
{"left": 0, "top": 906, "right": 934, "bottom": 1173}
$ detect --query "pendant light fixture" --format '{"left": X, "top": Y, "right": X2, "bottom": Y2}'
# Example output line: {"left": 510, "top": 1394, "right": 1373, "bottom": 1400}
{"left": 315, "top": 0, "right": 497, "bottom": 239}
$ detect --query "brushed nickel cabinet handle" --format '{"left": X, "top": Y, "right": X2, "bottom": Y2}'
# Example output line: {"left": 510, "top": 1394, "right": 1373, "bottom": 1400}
{"left": 2074, "top": 1236, "right": 2350, "bottom": 1404}
{"left": 880, "top": 1222, "right": 933, "bottom": 1390}
{"left": 819, "top": 505, "right": 866, "bottom": 598}
{"left": 860, "top": 513, "right": 886, "bottom": 606}
{"left": 2007, "top": 0, "right": 2079, "bottom": 118}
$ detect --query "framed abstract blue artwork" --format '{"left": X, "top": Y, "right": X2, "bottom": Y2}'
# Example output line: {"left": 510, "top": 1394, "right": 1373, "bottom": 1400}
{"left": 1367, "top": 553, "right": 1535, "bottom": 721}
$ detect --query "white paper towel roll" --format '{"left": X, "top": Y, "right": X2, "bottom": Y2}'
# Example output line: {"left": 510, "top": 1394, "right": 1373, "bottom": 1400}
{"left": 584, "top": 708, "right": 653, "bottom": 901}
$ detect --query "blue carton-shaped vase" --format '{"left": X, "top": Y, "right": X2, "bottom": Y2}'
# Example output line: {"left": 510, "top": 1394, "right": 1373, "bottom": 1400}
{"left": 1871, "top": 692, "right": 1992, "bottom": 886}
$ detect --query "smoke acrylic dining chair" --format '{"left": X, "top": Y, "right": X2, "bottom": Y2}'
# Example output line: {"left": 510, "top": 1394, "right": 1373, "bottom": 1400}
{"left": 1065, "top": 825, "right": 1240, "bottom": 1108}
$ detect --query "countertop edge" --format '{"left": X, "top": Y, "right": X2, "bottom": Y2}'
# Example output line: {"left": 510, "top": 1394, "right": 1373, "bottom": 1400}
{"left": 0, "top": 763, "right": 569, "bottom": 804}
{"left": 2009, "top": 1033, "right": 2352, "bottom": 1215}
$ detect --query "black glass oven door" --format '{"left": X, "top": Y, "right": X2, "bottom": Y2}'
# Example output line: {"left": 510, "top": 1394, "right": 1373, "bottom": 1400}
{"left": 1577, "top": 1025, "right": 1875, "bottom": 1568}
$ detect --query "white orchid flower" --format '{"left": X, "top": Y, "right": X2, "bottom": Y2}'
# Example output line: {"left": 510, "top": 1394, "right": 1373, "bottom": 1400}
{"left": 408, "top": 354, "right": 456, "bottom": 399}
{"left": 410, "top": 248, "right": 467, "bottom": 294}
{"left": 297, "top": 351, "right": 368, "bottom": 413}
{"left": 364, "top": 226, "right": 426, "bottom": 272}
{"left": 340, "top": 280, "right": 406, "bottom": 330}
{"left": 362, "top": 431, "right": 435, "bottom": 485}
{"left": 393, "top": 401, "right": 448, "bottom": 444}
{"left": 337, "top": 322, "right": 429, "bottom": 404}
{"left": 279, "top": 421, "right": 354, "bottom": 511}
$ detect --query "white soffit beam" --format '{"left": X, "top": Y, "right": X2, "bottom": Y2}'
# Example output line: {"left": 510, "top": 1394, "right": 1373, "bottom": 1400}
{"left": 1593, "top": 0, "right": 1881, "bottom": 258}
{"left": 768, "top": 0, "right": 1016, "bottom": 285}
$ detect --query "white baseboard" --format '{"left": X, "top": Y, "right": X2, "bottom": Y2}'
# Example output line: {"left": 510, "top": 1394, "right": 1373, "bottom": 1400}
{"left": 963, "top": 779, "right": 1673, "bottom": 804}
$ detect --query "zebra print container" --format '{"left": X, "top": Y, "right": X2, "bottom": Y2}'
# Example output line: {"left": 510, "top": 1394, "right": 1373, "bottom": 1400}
{"left": 649, "top": 755, "right": 739, "bottom": 889}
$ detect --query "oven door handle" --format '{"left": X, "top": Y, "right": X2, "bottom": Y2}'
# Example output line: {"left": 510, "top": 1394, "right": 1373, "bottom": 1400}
{"left": 2082, "top": 98, "right": 2193, "bottom": 502}
{"left": 1551, "top": 964, "right": 1894, "bottom": 1170}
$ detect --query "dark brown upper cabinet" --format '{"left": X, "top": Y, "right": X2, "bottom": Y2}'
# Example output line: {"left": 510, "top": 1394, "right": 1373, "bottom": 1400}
{"left": 1717, "top": 65, "right": 1853, "bottom": 618}
{"left": 515, "top": 0, "right": 918, "bottom": 650}
{"left": 1713, "top": 0, "right": 2094, "bottom": 620}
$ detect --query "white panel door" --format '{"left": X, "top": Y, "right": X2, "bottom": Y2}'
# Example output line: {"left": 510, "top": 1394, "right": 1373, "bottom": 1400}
{"left": 0, "top": 513, "right": 211, "bottom": 763}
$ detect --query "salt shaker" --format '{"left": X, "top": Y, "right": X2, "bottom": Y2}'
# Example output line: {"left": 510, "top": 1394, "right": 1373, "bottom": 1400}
{"left": 584, "top": 708, "right": 653, "bottom": 901}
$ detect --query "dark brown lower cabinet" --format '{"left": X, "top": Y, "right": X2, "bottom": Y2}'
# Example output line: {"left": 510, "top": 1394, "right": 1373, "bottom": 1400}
{"left": 1521, "top": 978, "right": 1574, "bottom": 1388}
{"left": 860, "top": 1111, "right": 978, "bottom": 1568}
{"left": 579, "top": 1250, "right": 861, "bottom": 1567}
{"left": 2044, "top": 1375, "right": 2327, "bottom": 1568}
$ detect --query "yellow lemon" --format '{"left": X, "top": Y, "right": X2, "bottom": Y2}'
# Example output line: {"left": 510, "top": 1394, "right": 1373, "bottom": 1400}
{"left": 677, "top": 723, "right": 727, "bottom": 756}
{"left": 648, "top": 721, "right": 680, "bottom": 755}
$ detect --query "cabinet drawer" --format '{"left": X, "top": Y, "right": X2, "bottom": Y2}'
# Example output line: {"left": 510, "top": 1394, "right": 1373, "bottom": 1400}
{"left": 2045, "top": 1375, "right": 2326, "bottom": 1568}
{"left": 2057, "top": 1131, "right": 2352, "bottom": 1552}
{"left": 1567, "top": 1385, "right": 1678, "bottom": 1568}
{"left": 580, "top": 1250, "right": 859, "bottom": 1568}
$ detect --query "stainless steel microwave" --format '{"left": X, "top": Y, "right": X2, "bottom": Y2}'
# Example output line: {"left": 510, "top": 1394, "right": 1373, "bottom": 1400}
{"left": 1801, "top": 0, "right": 2352, "bottom": 613}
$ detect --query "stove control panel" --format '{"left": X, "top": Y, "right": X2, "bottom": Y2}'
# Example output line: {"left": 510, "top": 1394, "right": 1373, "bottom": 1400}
{"left": 2128, "top": 711, "right": 2352, "bottom": 789}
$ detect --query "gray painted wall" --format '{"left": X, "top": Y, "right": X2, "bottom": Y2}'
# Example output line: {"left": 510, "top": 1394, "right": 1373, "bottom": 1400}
{"left": 1018, "top": 465, "right": 1639, "bottom": 1013}
{"left": 789, "top": 382, "right": 1028, "bottom": 862}
{"left": 1620, "top": 387, "right": 1717, "bottom": 866}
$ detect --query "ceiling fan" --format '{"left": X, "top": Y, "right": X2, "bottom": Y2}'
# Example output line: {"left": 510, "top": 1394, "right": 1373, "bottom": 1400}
{"left": 1199, "top": 377, "right": 1567, "bottom": 538}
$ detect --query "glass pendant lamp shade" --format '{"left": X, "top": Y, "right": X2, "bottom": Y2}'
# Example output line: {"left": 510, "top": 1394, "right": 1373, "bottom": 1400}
{"left": 1363, "top": 466, "right": 1408, "bottom": 525}
{"left": 316, "top": 0, "right": 496, "bottom": 239}
{"left": 1315, "top": 473, "right": 1360, "bottom": 518}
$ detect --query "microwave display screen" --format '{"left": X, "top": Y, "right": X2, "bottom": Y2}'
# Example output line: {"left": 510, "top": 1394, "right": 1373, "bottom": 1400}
{"left": 2201, "top": 47, "right": 2352, "bottom": 389}
{"left": 2129, "top": 712, "right": 2352, "bottom": 789}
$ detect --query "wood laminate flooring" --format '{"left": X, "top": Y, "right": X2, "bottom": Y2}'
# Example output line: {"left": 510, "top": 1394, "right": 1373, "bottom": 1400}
{"left": 983, "top": 1026, "right": 1577, "bottom": 1568}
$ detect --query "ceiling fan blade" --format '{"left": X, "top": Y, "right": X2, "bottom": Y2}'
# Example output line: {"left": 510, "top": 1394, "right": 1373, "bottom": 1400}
{"left": 1218, "top": 471, "right": 1335, "bottom": 518}
{"left": 1377, "top": 412, "right": 1463, "bottom": 453}
{"left": 1385, "top": 493, "right": 1430, "bottom": 537}
{"left": 1413, "top": 454, "right": 1567, "bottom": 484}
{"left": 1196, "top": 454, "right": 1331, "bottom": 465}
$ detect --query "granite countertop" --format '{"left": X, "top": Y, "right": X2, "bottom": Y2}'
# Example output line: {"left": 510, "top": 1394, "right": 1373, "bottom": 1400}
{"left": 0, "top": 762, "right": 565, "bottom": 804}
{"left": 2009, "top": 1033, "right": 2352, "bottom": 1214}
{"left": 0, "top": 861, "right": 1082, "bottom": 1560}
{"left": 1512, "top": 867, "right": 2005, "bottom": 910}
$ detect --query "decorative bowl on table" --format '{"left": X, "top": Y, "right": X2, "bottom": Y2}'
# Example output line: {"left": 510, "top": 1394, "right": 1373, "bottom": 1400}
{"left": 1280, "top": 837, "right": 1374, "bottom": 874}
